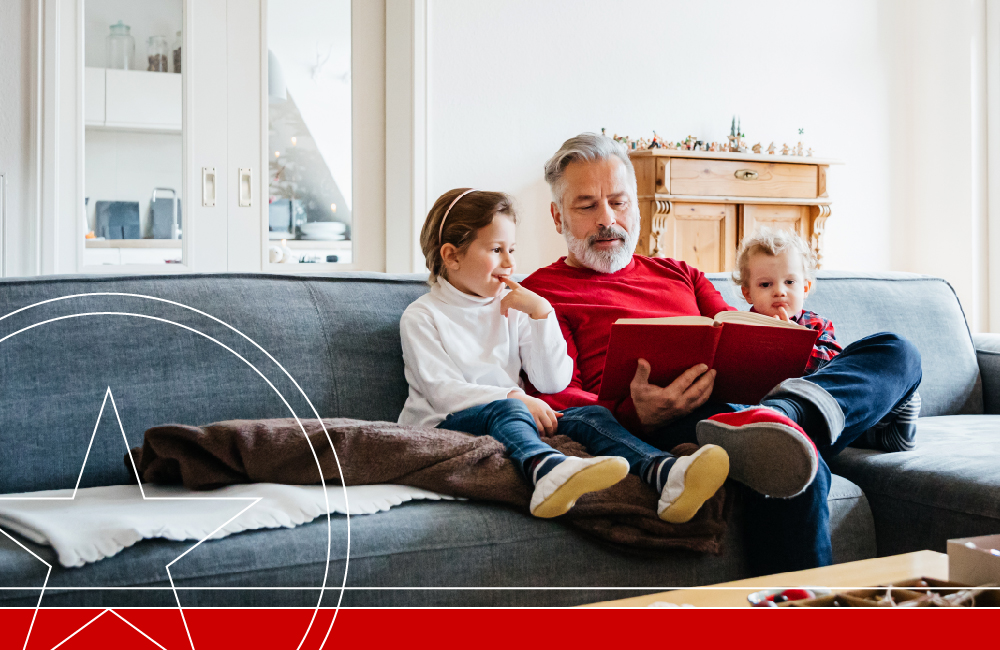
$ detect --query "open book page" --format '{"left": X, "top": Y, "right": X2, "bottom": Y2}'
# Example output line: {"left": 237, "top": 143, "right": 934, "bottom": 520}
{"left": 713, "top": 310, "right": 807, "bottom": 329}
{"left": 615, "top": 315, "right": 716, "bottom": 326}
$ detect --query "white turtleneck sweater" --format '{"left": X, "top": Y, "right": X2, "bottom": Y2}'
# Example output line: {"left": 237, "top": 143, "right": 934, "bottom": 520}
{"left": 398, "top": 278, "right": 573, "bottom": 427}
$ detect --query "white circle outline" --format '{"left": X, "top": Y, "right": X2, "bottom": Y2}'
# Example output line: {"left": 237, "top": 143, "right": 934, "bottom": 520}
{"left": 0, "top": 293, "right": 349, "bottom": 649}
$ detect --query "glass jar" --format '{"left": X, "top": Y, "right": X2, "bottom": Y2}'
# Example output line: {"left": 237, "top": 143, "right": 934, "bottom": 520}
{"left": 172, "top": 31, "right": 182, "bottom": 73}
{"left": 106, "top": 21, "right": 135, "bottom": 70}
{"left": 148, "top": 36, "right": 169, "bottom": 72}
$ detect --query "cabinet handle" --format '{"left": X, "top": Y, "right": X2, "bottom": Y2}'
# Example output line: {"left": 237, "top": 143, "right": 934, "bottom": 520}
{"left": 734, "top": 169, "right": 759, "bottom": 181}
{"left": 202, "top": 167, "right": 216, "bottom": 207}
{"left": 239, "top": 168, "right": 252, "bottom": 207}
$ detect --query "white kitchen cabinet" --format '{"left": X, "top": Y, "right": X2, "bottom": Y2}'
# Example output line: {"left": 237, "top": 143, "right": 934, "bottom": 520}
{"left": 48, "top": 0, "right": 381, "bottom": 275}
{"left": 82, "top": 248, "right": 121, "bottom": 266}
{"left": 84, "top": 67, "right": 181, "bottom": 132}
{"left": 105, "top": 69, "right": 181, "bottom": 132}
{"left": 84, "top": 68, "right": 105, "bottom": 126}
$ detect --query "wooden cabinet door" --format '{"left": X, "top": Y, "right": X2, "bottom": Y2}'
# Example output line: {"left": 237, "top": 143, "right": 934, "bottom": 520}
{"left": 649, "top": 202, "right": 736, "bottom": 273}
{"left": 740, "top": 204, "right": 810, "bottom": 242}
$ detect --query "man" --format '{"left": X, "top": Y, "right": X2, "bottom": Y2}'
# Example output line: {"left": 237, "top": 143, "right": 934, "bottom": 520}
{"left": 521, "top": 133, "right": 921, "bottom": 575}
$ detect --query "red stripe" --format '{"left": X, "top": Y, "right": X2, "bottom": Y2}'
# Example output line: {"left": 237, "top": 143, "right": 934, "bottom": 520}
{"left": 3, "top": 607, "right": 997, "bottom": 648}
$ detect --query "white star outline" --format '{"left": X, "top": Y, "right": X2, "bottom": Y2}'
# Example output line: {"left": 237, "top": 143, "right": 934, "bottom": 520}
{"left": 0, "top": 293, "right": 351, "bottom": 649}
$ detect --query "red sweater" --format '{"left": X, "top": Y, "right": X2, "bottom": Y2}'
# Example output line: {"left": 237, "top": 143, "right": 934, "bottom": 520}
{"left": 520, "top": 256, "right": 734, "bottom": 432}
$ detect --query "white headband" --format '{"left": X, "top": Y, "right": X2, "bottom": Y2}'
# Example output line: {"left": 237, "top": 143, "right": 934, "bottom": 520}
{"left": 438, "top": 189, "right": 479, "bottom": 244}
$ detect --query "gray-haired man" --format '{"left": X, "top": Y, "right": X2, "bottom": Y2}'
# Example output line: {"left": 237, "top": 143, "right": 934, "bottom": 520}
{"left": 521, "top": 133, "right": 921, "bottom": 574}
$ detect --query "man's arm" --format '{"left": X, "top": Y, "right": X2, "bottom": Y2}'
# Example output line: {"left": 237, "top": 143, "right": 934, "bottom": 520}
{"left": 526, "top": 314, "right": 603, "bottom": 410}
{"left": 690, "top": 264, "right": 736, "bottom": 316}
{"left": 626, "top": 359, "right": 716, "bottom": 431}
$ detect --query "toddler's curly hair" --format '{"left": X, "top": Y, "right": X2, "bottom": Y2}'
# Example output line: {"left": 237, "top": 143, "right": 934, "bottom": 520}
{"left": 732, "top": 227, "right": 816, "bottom": 287}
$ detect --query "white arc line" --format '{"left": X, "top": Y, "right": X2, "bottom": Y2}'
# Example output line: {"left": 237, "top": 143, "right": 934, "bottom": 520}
{"left": 0, "top": 293, "right": 350, "bottom": 638}
{"left": 0, "top": 293, "right": 351, "bottom": 648}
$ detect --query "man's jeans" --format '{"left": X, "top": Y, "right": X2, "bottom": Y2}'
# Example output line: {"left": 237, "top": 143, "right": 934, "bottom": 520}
{"left": 640, "top": 332, "right": 922, "bottom": 576}
{"left": 438, "top": 399, "right": 672, "bottom": 480}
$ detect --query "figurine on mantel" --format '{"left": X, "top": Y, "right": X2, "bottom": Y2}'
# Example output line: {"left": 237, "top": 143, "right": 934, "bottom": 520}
{"left": 599, "top": 124, "right": 816, "bottom": 157}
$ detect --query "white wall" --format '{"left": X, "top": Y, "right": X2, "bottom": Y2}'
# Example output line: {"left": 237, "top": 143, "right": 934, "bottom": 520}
{"left": 427, "top": 0, "right": 901, "bottom": 278}
{"left": 0, "top": 0, "right": 35, "bottom": 277}
{"left": 887, "top": 0, "right": 989, "bottom": 330}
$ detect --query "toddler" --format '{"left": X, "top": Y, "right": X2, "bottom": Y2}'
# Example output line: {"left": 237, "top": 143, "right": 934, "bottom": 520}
{"left": 733, "top": 227, "right": 919, "bottom": 452}
{"left": 399, "top": 188, "right": 730, "bottom": 522}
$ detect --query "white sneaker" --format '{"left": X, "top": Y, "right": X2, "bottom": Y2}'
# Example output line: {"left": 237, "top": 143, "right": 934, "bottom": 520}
{"left": 657, "top": 445, "right": 730, "bottom": 524}
{"left": 529, "top": 456, "right": 630, "bottom": 518}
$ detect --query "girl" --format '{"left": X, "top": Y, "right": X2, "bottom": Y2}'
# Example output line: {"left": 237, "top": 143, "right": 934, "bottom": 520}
{"left": 398, "top": 188, "right": 729, "bottom": 522}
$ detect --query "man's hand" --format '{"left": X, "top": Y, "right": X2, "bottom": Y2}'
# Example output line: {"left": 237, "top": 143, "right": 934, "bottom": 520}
{"left": 500, "top": 279, "right": 553, "bottom": 320}
{"left": 630, "top": 360, "right": 715, "bottom": 430}
{"left": 508, "top": 390, "right": 562, "bottom": 436}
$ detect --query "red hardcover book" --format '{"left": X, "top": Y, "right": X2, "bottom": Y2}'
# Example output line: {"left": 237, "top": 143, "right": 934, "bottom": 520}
{"left": 597, "top": 312, "right": 821, "bottom": 405}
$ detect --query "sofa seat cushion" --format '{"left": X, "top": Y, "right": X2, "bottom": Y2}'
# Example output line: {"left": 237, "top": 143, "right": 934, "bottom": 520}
{"left": 828, "top": 415, "right": 1000, "bottom": 556}
{"left": 0, "top": 476, "right": 873, "bottom": 607}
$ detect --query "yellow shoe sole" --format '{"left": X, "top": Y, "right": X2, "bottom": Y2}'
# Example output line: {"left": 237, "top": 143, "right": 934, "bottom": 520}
{"left": 659, "top": 446, "right": 730, "bottom": 524}
{"left": 532, "top": 457, "right": 630, "bottom": 519}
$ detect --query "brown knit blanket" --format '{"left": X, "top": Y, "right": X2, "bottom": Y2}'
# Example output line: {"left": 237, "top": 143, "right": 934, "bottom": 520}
{"left": 127, "top": 418, "right": 729, "bottom": 553}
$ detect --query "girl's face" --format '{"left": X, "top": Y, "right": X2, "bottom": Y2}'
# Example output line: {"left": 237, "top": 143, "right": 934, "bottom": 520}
{"left": 741, "top": 248, "right": 812, "bottom": 318}
{"left": 444, "top": 215, "right": 516, "bottom": 298}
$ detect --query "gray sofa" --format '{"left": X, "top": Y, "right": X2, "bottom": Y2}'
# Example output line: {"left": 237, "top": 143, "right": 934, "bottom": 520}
{"left": 0, "top": 270, "right": 997, "bottom": 607}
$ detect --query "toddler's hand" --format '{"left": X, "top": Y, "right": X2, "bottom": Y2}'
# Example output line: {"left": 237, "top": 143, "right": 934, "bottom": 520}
{"left": 500, "top": 278, "right": 553, "bottom": 320}
{"left": 508, "top": 391, "right": 562, "bottom": 436}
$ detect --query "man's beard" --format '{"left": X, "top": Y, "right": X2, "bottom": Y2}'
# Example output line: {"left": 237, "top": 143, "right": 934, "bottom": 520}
{"left": 563, "top": 215, "right": 639, "bottom": 274}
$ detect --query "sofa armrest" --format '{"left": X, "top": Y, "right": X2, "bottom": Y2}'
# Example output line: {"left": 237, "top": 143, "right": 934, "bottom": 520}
{"left": 973, "top": 333, "right": 1000, "bottom": 413}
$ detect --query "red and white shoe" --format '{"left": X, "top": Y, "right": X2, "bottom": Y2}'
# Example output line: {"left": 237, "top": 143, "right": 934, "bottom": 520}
{"left": 695, "top": 408, "right": 819, "bottom": 498}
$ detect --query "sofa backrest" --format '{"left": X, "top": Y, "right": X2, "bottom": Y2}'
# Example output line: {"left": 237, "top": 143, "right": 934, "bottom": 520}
{"left": 707, "top": 270, "right": 981, "bottom": 419}
{"left": 0, "top": 273, "right": 428, "bottom": 493}
{"left": 0, "top": 269, "right": 980, "bottom": 494}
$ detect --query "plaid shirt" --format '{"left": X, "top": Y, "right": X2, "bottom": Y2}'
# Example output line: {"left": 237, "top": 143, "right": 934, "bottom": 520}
{"left": 750, "top": 307, "right": 843, "bottom": 374}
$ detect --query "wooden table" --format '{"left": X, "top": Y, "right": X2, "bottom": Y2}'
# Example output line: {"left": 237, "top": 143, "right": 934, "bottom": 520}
{"left": 583, "top": 551, "right": 948, "bottom": 607}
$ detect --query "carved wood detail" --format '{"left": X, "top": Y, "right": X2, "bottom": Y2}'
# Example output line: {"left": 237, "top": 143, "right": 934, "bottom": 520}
{"left": 648, "top": 201, "right": 671, "bottom": 256}
{"left": 810, "top": 204, "right": 832, "bottom": 269}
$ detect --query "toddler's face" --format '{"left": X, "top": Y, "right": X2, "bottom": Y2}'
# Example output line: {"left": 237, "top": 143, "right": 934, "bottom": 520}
{"left": 741, "top": 248, "right": 812, "bottom": 319}
{"left": 446, "top": 215, "right": 516, "bottom": 299}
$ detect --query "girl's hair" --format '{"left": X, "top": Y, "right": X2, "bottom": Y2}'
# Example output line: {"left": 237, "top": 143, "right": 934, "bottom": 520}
{"left": 732, "top": 226, "right": 817, "bottom": 287}
{"left": 420, "top": 188, "right": 517, "bottom": 283}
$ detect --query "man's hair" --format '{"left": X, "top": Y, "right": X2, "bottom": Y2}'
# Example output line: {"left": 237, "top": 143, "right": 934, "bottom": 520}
{"left": 419, "top": 188, "right": 517, "bottom": 283}
{"left": 543, "top": 133, "right": 637, "bottom": 209}
{"left": 732, "top": 227, "right": 817, "bottom": 287}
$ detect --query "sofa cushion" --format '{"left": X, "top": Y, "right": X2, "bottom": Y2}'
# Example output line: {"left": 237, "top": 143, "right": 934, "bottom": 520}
{"left": 708, "top": 271, "right": 981, "bottom": 417}
{"left": 828, "top": 414, "right": 1000, "bottom": 557}
{"left": 0, "top": 475, "right": 873, "bottom": 607}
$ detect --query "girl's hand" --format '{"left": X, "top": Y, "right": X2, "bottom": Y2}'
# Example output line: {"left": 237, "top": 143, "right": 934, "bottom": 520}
{"left": 508, "top": 391, "right": 562, "bottom": 436}
{"left": 500, "top": 278, "right": 552, "bottom": 320}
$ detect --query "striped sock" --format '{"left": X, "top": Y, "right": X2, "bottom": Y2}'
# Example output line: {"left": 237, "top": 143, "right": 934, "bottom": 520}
{"left": 864, "top": 391, "right": 920, "bottom": 452}
{"left": 526, "top": 453, "right": 566, "bottom": 485}
{"left": 644, "top": 456, "right": 678, "bottom": 493}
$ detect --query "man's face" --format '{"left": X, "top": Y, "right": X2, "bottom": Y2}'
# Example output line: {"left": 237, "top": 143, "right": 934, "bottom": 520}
{"left": 550, "top": 157, "right": 639, "bottom": 273}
